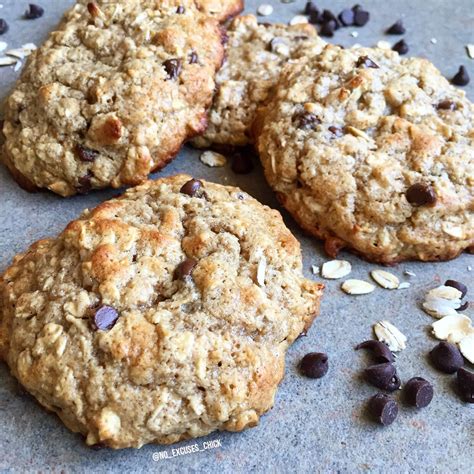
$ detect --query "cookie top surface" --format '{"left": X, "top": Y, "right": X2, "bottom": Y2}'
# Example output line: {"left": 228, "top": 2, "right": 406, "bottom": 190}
{"left": 254, "top": 44, "right": 474, "bottom": 263}
{"left": 2, "top": 1, "right": 225, "bottom": 196}
{"left": 0, "top": 174, "right": 322, "bottom": 449}
{"left": 196, "top": 0, "right": 243, "bottom": 21}
{"left": 192, "top": 14, "right": 325, "bottom": 148}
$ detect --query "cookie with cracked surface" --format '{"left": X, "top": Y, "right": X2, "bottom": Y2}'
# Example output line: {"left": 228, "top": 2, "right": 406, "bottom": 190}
{"left": 192, "top": 14, "right": 325, "bottom": 148}
{"left": 0, "top": 174, "right": 323, "bottom": 449}
{"left": 253, "top": 44, "right": 474, "bottom": 263}
{"left": 2, "top": 1, "right": 225, "bottom": 197}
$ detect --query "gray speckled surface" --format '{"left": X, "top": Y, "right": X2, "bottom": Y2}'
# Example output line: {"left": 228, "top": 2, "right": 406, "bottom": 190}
{"left": 0, "top": 0, "right": 473, "bottom": 472}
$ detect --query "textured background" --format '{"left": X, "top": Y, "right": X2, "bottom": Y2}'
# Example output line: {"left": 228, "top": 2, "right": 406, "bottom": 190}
{"left": 0, "top": 0, "right": 473, "bottom": 472}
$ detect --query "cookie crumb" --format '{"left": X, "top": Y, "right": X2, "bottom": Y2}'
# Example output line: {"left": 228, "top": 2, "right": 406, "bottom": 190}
{"left": 289, "top": 15, "right": 309, "bottom": 25}
{"left": 467, "top": 44, "right": 474, "bottom": 59}
{"left": 200, "top": 150, "right": 226, "bottom": 167}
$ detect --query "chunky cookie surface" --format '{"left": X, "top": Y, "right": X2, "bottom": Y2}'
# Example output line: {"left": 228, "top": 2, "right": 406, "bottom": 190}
{"left": 0, "top": 175, "right": 322, "bottom": 449}
{"left": 192, "top": 14, "right": 325, "bottom": 148}
{"left": 2, "top": 1, "right": 225, "bottom": 196}
{"left": 254, "top": 45, "right": 474, "bottom": 263}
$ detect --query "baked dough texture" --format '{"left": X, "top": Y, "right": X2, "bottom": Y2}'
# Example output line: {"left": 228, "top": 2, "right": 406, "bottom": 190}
{"left": 2, "top": 1, "right": 227, "bottom": 196}
{"left": 192, "top": 14, "right": 325, "bottom": 148}
{"left": 254, "top": 45, "right": 474, "bottom": 263}
{"left": 0, "top": 175, "right": 323, "bottom": 449}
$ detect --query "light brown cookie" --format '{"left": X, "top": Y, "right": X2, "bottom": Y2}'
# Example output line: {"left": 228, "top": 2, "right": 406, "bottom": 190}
{"left": 254, "top": 44, "right": 474, "bottom": 263}
{"left": 196, "top": 0, "right": 243, "bottom": 22}
{"left": 2, "top": 1, "right": 225, "bottom": 196}
{"left": 0, "top": 174, "right": 323, "bottom": 449}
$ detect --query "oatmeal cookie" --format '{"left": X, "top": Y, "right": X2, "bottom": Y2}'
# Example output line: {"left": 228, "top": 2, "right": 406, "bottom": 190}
{"left": 192, "top": 14, "right": 325, "bottom": 148}
{"left": 253, "top": 44, "right": 474, "bottom": 263}
{"left": 0, "top": 174, "right": 323, "bottom": 449}
{"left": 2, "top": 1, "right": 225, "bottom": 196}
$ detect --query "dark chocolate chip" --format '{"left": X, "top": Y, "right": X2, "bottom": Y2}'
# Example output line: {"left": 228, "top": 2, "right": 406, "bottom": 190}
{"left": 355, "top": 340, "right": 394, "bottom": 363}
{"left": 369, "top": 393, "right": 398, "bottom": 426}
{"left": 24, "top": 4, "right": 44, "bottom": 20}
{"left": 436, "top": 100, "right": 457, "bottom": 111}
{"left": 294, "top": 111, "right": 321, "bottom": 130}
{"left": 189, "top": 51, "right": 198, "bottom": 64}
{"left": 309, "top": 10, "right": 320, "bottom": 24}
{"left": 406, "top": 183, "right": 436, "bottom": 206}
{"left": 356, "top": 56, "right": 379, "bottom": 68}
{"left": 353, "top": 9, "right": 369, "bottom": 26}
{"left": 404, "top": 377, "right": 434, "bottom": 408}
{"left": 451, "top": 65, "right": 470, "bottom": 86}
{"left": 392, "top": 39, "right": 409, "bottom": 55}
{"left": 321, "top": 9, "right": 339, "bottom": 25}
{"left": 76, "top": 172, "right": 93, "bottom": 194}
{"left": 328, "top": 125, "right": 344, "bottom": 137}
{"left": 174, "top": 258, "right": 197, "bottom": 280}
{"left": 457, "top": 368, "right": 474, "bottom": 403}
{"left": 364, "top": 363, "right": 401, "bottom": 391}
{"left": 0, "top": 19, "right": 8, "bottom": 35}
{"left": 176, "top": 5, "right": 185, "bottom": 14}
{"left": 90, "top": 442, "right": 108, "bottom": 450}
{"left": 458, "top": 301, "right": 469, "bottom": 311}
{"left": 93, "top": 305, "right": 119, "bottom": 331}
{"left": 445, "top": 279, "right": 467, "bottom": 298}
{"left": 386, "top": 20, "right": 405, "bottom": 35}
{"left": 180, "top": 178, "right": 203, "bottom": 196}
{"left": 299, "top": 352, "right": 329, "bottom": 379}
{"left": 352, "top": 4, "right": 362, "bottom": 11}
{"left": 320, "top": 20, "right": 337, "bottom": 37}
{"left": 296, "top": 330, "right": 308, "bottom": 340}
{"left": 338, "top": 9, "right": 355, "bottom": 26}
{"left": 231, "top": 151, "right": 254, "bottom": 174}
{"left": 163, "top": 59, "right": 182, "bottom": 80}
{"left": 430, "top": 342, "right": 464, "bottom": 374}
{"left": 74, "top": 144, "right": 99, "bottom": 162}
{"left": 304, "top": 1, "right": 319, "bottom": 15}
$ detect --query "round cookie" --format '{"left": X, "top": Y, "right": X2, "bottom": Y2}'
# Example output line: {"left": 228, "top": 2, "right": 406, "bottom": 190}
{"left": 0, "top": 175, "right": 323, "bottom": 449}
{"left": 253, "top": 44, "right": 474, "bottom": 263}
{"left": 2, "top": 1, "right": 225, "bottom": 196}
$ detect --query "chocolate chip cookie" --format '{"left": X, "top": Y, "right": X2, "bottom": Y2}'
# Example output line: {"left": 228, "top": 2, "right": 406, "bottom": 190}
{"left": 192, "top": 14, "right": 325, "bottom": 148}
{"left": 2, "top": 1, "right": 225, "bottom": 196}
{"left": 253, "top": 45, "right": 474, "bottom": 263}
{"left": 0, "top": 174, "right": 323, "bottom": 449}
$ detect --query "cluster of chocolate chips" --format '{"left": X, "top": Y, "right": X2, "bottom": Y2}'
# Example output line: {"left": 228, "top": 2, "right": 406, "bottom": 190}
{"left": 303, "top": 3, "right": 370, "bottom": 37}
{"left": 356, "top": 340, "right": 433, "bottom": 426}
{"left": 385, "top": 19, "right": 409, "bottom": 55}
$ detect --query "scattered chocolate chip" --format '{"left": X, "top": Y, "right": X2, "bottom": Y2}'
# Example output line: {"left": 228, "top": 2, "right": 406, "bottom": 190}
{"left": 174, "top": 258, "right": 197, "bottom": 280}
{"left": 0, "top": 19, "right": 8, "bottom": 35}
{"left": 328, "top": 125, "right": 344, "bottom": 137}
{"left": 24, "top": 4, "right": 44, "bottom": 20}
{"left": 338, "top": 9, "right": 355, "bottom": 26}
{"left": 355, "top": 340, "right": 394, "bottom": 363}
{"left": 296, "top": 330, "right": 308, "bottom": 340}
{"left": 304, "top": 1, "right": 318, "bottom": 15}
{"left": 231, "top": 151, "right": 254, "bottom": 174}
{"left": 294, "top": 111, "right": 321, "bottom": 130}
{"left": 308, "top": 9, "right": 320, "bottom": 24}
{"left": 436, "top": 100, "right": 457, "bottom": 111}
{"left": 392, "top": 39, "right": 409, "bottom": 55}
{"left": 369, "top": 393, "right": 398, "bottom": 426}
{"left": 404, "top": 377, "right": 434, "bottom": 408}
{"left": 320, "top": 20, "right": 337, "bottom": 37}
{"left": 176, "top": 5, "right": 185, "bottom": 14}
{"left": 364, "top": 363, "right": 401, "bottom": 391}
{"left": 356, "top": 56, "right": 379, "bottom": 69}
{"left": 163, "top": 58, "right": 182, "bottom": 80}
{"left": 189, "top": 51, "right": 198, "bottom": 64}
{"left": 458, "top": 301, "right": 469, "bottom": 311}
{"left": 451, "top": 66, "right": 470, "bottom": 86}
{"left": 76, "top": 172, "right": 93, "bottom": 194}
{"left": 457, "top": 367, "right": 474, "bottom": 403}
{"left": 321, "top": 9, "right": 339, "bottom": 25}
{"left": 353, "top": 8, "right": 369, "bottom": 26}
{"left": 74, "top": 144, "right": 99, "bottom": 162}
{"left": 406, "top": 183, "right": 436, "bottom": 206}
{"left": 300, "top": 352, "right": 329, "bottom": 379}
{"left": 352, "top": 4, "right": 362, "bottom": 11}
{"left": 430, "top": 342, "right": 464, "bottom": 374}
{"left": 93, "top": 305, "right": 119, "bottom": 331}
{"left": 90, "top": 442, "right": 108, "bottom": 450}
{"left": 180, "top": 178, "right": 203, "bottom": 196}
{"left": 445, "top": 280, "right": 467, "bottom": 298}
{"left": 386, "top": 20, "right": 405, "bottom": 35}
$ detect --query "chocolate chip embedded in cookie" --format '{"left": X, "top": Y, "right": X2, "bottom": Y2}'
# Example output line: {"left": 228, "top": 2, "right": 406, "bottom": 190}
{"left": 0, "top": 174, "right": 323, "bottom": 449}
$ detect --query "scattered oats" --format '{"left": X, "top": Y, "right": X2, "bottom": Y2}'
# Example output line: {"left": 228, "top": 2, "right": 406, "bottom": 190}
{"left": 430, "top": 38, "right": 437, "bottom": 44}
{"left": 432, "top": 314, "right": 474, "bottom": 344}
{"left": 341, "top": 279, "right": 375, "bottom": 295}
{"left": 311, "top": 265, "right": 320, "bottom": 275}
{"left": 370, "top": 270, "right": 400, "bottom": 289}
{"left": 374, "top": 320, "right": 407, "bottom": 352}
{"left": 321, "top": 260, "right": 351, "bottom": 279}
{"left": 459, "top": 333, "right": 474, "bottom": 364}
{"left": 256, "top": 257, "right": 267, "bottom": 287}
{"left": 200, "top": 150, "right": 226, "bottom": 167}
{"left": 377, "top": 40, "right": 391, "bottom": 50}
{"left": 5, "top": 49, "right": 26, "bottom": 59}
{"left": 468, "top": 266, "right": 472, "bottom": 272}
{"left": 289, "top": 15, "right": 309, "bottom": 25}
{"left": 13, "top": 60, "right": 22, "bottom": 72}
{"left": 467, "top": 44, "right": 474, "bottom": 59}
{"left": 404, "top": 270, "right": 416, "bottom": 277}
{"left": 350, "top": 31, "right": 359, "bottom": 38}
{"left": 0, "top": 41, "right": 7, "bottom": 52}
{"left": 422, "top": 285, "right": 462, "bottom": 318}
{"left": 398, "top": 282, "right": 411, "bottom": 290}
{"left": 0, "top": 57, "right": 18, "bottom": 67}
{"left": 351, "top": 43, "right": 362, "bottom": 49}
{"left": 21, "top": 43, "right": 37, "bottom": 53}
{"left": 257, "top": 4, "right": 273, "bottom": 16}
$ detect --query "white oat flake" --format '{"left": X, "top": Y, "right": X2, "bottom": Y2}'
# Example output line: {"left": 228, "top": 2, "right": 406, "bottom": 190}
{"left": 0, "top": 41, "right": 7, "bottom": 53}
{"left": 257, "top": 257, "right": 267, "bottom": 287}
{"left": 432, "top": 314, "right": 474, "bottom": 344}
{"left": 257, "top": 4, "right": 273, "bottom": 16}
{"left": 370, "top": 270, "right": 400, "bottom": 289}
{"left": 422, "top": 285, "right": 463, "bottom": 318}
{"left": 459, "top": 333, "right": 474, "bottom": 364}
{"left": 467, "top": 44, "right": 474, "bottom": 59}
{"left": 289, "top": 15, "right": 309, "bottom": 26}
{"left": 374, "top": 320, "right": 407, "bottom": 352}
{"left": 0, "top": 56, "right": 18, "bottom": 67}
{"left": 397, "top": 282, "right": 411, "bottom": 290}
{"left": 200, "top": 151, "right": 226, "bottom": 168}
{"left": 321, "top": 260, "right": 351, "bottom": 279}
{"left": 341, "top": 279, "right": 375, "bottom": 295}
{"left": 311, "top": 265, "right": 320, "bottom": 275}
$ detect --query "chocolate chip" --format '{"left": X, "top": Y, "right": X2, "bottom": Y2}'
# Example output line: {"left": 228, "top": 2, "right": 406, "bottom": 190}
{"left": 231, "top": 151, "right": 254, "bottom": 174}
{"left": 76, "top": 172, "right": 93, "bottom": 194}
{"left": 321, "top": 9, "right": 339, "bottom": 25}
{"left": 436, "top": 100, "right": 457, "bottom": 111}
{"left": 0, "top": 19, "right": 8, "bottom": 35}
{"left": 406, "top": 183, "right": 436, "bottom": 206}
{"left": 24, "top": 4, "right": 44, "bottom": 19}
{"left": 368, "top": 393, "right": 398, "bottom": 426}
{"left": 294, "top": 111, "right": 321, "bottom": 130}
{"left": 163, "top": 59, "right": 182, "bottom": 80}
{"left": 355, "top": 340, "right": 394, "bottom": 363}
{"left": 338, "top": 9, "right": 355, "bottom": 26}
{"left": 74, "top": 144, "right": 99, "bottom": 162}
{"left": 320, "top": 20, "right": 337, "bottom": 37}
{"left": 404, "top": 377, "right": 434, "bottom": 408}
{"left": 353, "top": 9, "right": 369, "bottom": 26}
{"left": 451, "top": 66, "right": 470, "bottom": 86}
{"left": 364, "top": 363, "right": 401, "bottom": 391}
{"left": 386, "top": 20, "right": 405, "bottom": 35}
{"left": 308, "top": 9, "right": 320, "bottom": 24}
{"left": 445, "top": 279, "right": 467, "bottom": 298}
{"left": 328, "top": 125, "right": 344, "bottom": 137}
{"left": 430, "top": 342, "right": 464, "bottom": 374}
{"left": 93, "top": 305, "right": 119, "bottom": 331}
{"left": 180, "top": 178, "right": 203, "bottom": 196}
{"left": 189, "top": 51, "right": 198, "bottom": 64}
{"left": 352, "top": 4, "right": 362, "bottom": 11}
{"left": 457, "top": 367, "right": 474, "bottom": 403}
{"left": 304, "top": 1, "right": 318, "bottom": 15}
{"left": 176, "top": 5, "right": 185, "bottom": 14}
{"left": 458, "top": 301, "right": 469, "bottom": 311}
{"left": 296, "top": 330, "right": 308, "bottom": 340}
{"left": 299, "top": 352, "right": 329, "bottom": 379}
{"left": 392, "top": 39, "right": 409, "bottom": 55}
{"left": 356, "top": 56, "right": 379, "bottom": 68}
{"left": 90, "top": 442, "right": 108, "bottom": 450}
{"left": 174, "top": 258, "right": 197, "bottom": 280}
